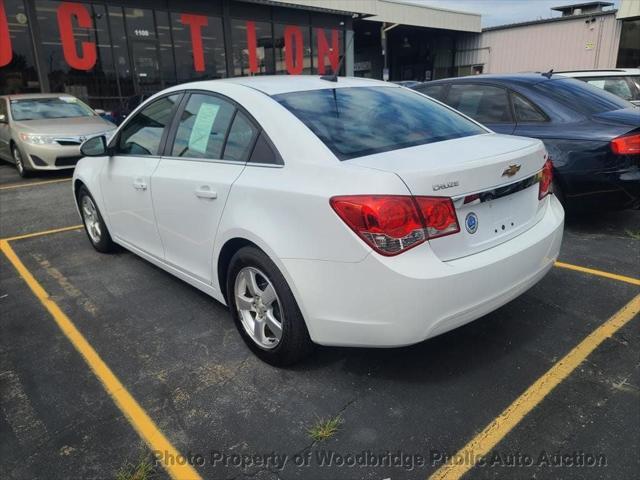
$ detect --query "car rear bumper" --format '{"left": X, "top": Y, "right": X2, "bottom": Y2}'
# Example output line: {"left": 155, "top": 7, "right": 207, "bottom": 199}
{"left": 562, "top": 161, "right": 640, "bottom": 211}
{"left": 282, "top": 195, "right": 565, "bottom": 347}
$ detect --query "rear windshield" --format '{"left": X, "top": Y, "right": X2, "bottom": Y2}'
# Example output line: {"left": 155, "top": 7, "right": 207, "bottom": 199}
{"left": 531, "top": 78, "right": 632, "bottom": 115}
{"left": 10, "top": 97, "right": 95, "bottom": 121}
{"left": 581, "top": 76, "right": 639, "bottom": 102}
{"left": 274, "top": 86, "right": 486, "bottom": 160}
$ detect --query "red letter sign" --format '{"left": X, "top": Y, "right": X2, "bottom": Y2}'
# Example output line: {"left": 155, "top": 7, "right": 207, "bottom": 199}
{"left": 0, "top": 0, "right": 12, "bottom": 67}
{"left": 246, "top": 21, "right": 258, "bottom": 73}
{"left": 181, "top": 14, "right": 207, "bottom": 73}
{"left": 316, "top": 29, "right": 339, "bottom": 75}
{"left": 57, "top": 2, "right": 96, "bottom": 71}
{"left": 284, "top": 25, "right": 303, "bottom": 75}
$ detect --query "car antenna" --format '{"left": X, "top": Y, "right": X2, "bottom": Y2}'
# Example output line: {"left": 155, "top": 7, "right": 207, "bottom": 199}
{"left": 320, "top": 29, "right": 355, "bottom": 82}
{"left": 541, "top": 68, "right": 554, "bottom": 79}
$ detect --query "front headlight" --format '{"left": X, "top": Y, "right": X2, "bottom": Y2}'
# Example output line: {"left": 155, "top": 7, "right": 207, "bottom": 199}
{"left": 19, "top": 133, "right": 56, "bottom": 145}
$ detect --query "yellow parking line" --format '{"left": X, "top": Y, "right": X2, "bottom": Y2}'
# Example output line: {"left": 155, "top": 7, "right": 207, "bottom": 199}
{"left": 0, "top": 178, "right": 72, "bottom": 190}
{"left": 2, "top": 225, "right": 83, "bottom": 242}
{"left": 555, "top": 261, "right": 640, "bottom": 286}
{"left": 429, "top": 293, "right": 640, "bottom": 480}
{"left": 0, "top": 239, "right": 202, "bottom": 480}
{"left": 2, "top": 223, "right": 637, "bottom": 480}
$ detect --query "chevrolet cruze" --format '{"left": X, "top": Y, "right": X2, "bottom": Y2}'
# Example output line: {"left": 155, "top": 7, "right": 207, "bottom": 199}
{"left": 73, "top": 76, "right": 564, "bottom": 365}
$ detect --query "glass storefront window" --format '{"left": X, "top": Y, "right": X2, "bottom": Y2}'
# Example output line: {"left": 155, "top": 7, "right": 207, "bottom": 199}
{"left": 156, "top": 10, "right": 177, "bottom": 87}
{"left": 124, "top": 8, "right": 165, "bottom": 96}
{"left": 34, "top": 0, "right": 118, "bottom": 110}
{"left": 171, "top": 12, "right": 226, "bottom": 82}
{"left": 0, "top": 0, "right": 40, "bottom": 94}
{"left": 5, "top": 2, "right": 350, "bottom": 107}
{"left": 616, "top": 19, "right": 640, "bottom": 68}
{"left": 231, "top": 19, "right": 274, "bottom": 76}
{"left": 107, "top": 6, "right": 134, "bottom": 98}
{"left": 312, "top": 27, "right": 344, "bottom": 75}
{"left": 274, "top": 23, "right": 311, "bottom": 75}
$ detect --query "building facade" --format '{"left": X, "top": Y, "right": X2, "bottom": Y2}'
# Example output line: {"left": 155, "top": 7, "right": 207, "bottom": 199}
{"left": 0, "top": 0, "right": 481, "bottom": 111}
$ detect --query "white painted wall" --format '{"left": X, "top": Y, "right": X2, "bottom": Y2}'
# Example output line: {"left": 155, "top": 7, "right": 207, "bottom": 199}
{"left": 455, "top": 12, "right": 622, "bottom": 73}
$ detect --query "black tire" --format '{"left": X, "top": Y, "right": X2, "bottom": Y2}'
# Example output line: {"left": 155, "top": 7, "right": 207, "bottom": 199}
{"left": 227, "top": 246, "right": 314, "bottom": 366}
{"left": 77, "top": 185, "right": 117, "bottom": 253}
{"left": 12, "top": 144, "right": 29, "bottom": 178}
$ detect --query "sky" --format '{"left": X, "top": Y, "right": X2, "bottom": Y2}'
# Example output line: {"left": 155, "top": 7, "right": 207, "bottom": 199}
{"left": 413, "top": 0, "right": 621, "bottom": 27}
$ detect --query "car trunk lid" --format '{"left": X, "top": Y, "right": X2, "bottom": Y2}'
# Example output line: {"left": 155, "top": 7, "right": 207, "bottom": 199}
{"left": 348, "top": 133, "right": 549, "bottom": 261}
{"left": 591, "top": 107, "right": 640, "bottom": 128}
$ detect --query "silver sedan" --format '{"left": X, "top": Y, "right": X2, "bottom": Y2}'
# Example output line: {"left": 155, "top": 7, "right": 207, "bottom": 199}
{"left": 0, "top": 94, "right": 115, "bottom": 177}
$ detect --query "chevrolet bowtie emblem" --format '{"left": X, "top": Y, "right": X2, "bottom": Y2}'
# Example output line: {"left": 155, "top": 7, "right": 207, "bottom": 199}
{"left": 502, "top": 164, "right": 521, "bottom": 177}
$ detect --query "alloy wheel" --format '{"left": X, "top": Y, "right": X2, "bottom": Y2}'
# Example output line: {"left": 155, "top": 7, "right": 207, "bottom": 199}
{"left": 81, "top": 195, "right": 102, "bottom": 244}
{"left": 234, "top": 266, "right": 283, "bottom": 349}
{"left": 13, "top": 148, "right": 24, "bottom": 176}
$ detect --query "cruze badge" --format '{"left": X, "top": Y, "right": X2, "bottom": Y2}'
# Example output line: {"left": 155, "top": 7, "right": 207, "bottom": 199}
{"left": 502, "top": 164, "right": 521, "bottom": 178}
{"left": 465, "top": 212, "right": 479, "bottom": 234}
{"left": 432, "top": 180, "right": 459, "bottom": 191}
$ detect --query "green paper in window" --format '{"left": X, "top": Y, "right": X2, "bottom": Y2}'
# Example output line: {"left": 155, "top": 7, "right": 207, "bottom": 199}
{"left": 189, "top": 103, "right": 220, "bottom": 154}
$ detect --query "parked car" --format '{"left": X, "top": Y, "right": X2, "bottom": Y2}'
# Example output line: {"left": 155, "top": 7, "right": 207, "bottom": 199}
{"left": 0, "top": 94, "right": 116, "bottom": 177}
{"left": 557, "top": 69, "right": 640, "bottom": 105}
{"left": 413, "top": 74, "right": 640, "bottom": 211}
{"left": 74, "top": 76, "right": 563, "bottom": 365}
{"left": 107, "top": 93, "right": 154, "bottom": 125}
{"left": 393, "top": 80, "right": 422, "bottom": 88}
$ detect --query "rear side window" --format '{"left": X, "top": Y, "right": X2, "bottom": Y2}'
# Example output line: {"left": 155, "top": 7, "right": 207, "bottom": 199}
{"left": 115, "top": 94, "right": 180, "bottom": 156}
{"left": 171, "top": 93, "right": 235, "bottom": 159}
{"left": 582, "top": 77, "right": 636, "bottom": 101}
{"left": 415, "top": 84, "right": 447, "bottom": 101}
{"left": 532, "top": 78, "right": 632, "bottom": 114}
{"left": 447, "top": 84, "right": 513, "bottom": 123}
{"left": 249, "top": 132, "right": 281, "bottom": 165}
{"left": 512, "top": 93, "right": 547, "bottom": 122}
{"left": 274, "top": 86, "right": 485, "bottom": 160}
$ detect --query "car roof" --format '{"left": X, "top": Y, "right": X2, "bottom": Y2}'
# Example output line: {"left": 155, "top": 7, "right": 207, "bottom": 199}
{"left": 1, "top": 93, "right": 81, "bottom": 101}
{"left": 556, "top": 68, "right": 640, "bottom": 78}
{"left": 421, "top": 72, "right": 584, "bottom": 87}
{"left": 176, "top": 75, "right": 394, "bottom": 96}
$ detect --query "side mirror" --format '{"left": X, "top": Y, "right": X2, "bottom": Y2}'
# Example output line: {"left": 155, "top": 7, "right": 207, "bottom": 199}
{"left": 81, "top": 135, "right": 108, "bottom": 157}
{"left": 0, "top": 113, "right": 7, "bottom": 123}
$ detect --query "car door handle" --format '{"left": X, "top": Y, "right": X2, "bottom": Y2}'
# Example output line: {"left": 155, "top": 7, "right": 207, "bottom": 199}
{"left": 133, "top": 179, "right": 147, "bottom": 191}
{"left": 195, "top": 186, "right": 217, "bottom": 199}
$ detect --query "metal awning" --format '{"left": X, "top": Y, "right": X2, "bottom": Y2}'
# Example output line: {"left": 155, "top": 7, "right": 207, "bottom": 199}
{"left": 241, "top": 0, "right": 481, "bottom": 32}
{"left": 237, "top": 0, "right": 364, "bottom": 17}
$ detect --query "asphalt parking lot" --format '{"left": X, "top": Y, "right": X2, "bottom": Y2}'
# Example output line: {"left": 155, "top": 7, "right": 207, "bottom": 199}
{"left": 0, "top": 160, "right": 638, "bottom": 480}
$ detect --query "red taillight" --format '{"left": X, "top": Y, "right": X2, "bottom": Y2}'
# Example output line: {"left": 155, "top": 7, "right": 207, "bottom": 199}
{"left": 414, "top": 196, "right": 460, "bottom": 239}
{"left": 611, "top": 133, "right": 640, "bottom": 155}
{"left": 539, "top": 159, "right": 553, "bottom": 200}
{"left": 330, "top": 195, "right": 459, "bottom": 256}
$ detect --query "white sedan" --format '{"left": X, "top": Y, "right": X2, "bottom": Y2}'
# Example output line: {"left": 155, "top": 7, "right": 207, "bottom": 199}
{"left": 73, "top": 76, "right": 564, "bottom": 365}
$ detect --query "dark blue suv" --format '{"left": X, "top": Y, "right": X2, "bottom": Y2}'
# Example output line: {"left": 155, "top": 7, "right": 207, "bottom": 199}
{"left": 413, "top": 74, "right": 640, "bottom": 211}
